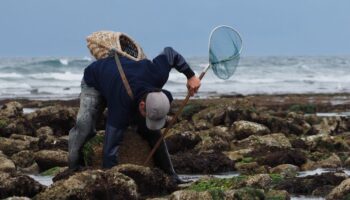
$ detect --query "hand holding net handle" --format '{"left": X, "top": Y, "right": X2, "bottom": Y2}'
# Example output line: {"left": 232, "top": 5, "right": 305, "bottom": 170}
{"left": 143, "top": 66, "right": 209, "bottom": 165}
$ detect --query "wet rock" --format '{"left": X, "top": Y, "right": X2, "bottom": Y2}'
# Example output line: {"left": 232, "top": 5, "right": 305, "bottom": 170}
{"left": 326, "top": 178, "right": 350, "bottom": 200}
{"left": 34, "top": 150, "right": 68, "bottom": 171}
{"left": 25, "top": 106, "right": 76, "bottom": 136}
{"left": 256, "top": 148, "right": 307, "bottom": 167}
{"left": 19, "top": 163, "right": 40, "bottom": 174}
{"left": 0, "top": 172, "right": 45, "bottom": 199}
{"left": 0, "top": 137, "right": 31, "bottom": 156}
{"left": 36, "top": 126, "right": 53, "bottom": 137}
{"left": 316, "top": 153, "right": 342, "bottom": 168}
{"left": 180, "top": 104, "right": 205, "bottom": 120}
{"left": 0, "top": 151, "right": 16, "bottom": 172}
{"left": 194, "top": 119, "right": 212, "bottom": 130}
{"left": 171, "top": 151, "right": 235, "bottom": 174}
{"left": 0, "top": 117, "right": 34, "bottom": 137}
{"left": 344, "top": 157, "right": 350, "bottom": 167}
{"left": 33, "top": 169, "right": 138, "bottom": 200}
{"left": 238, "top": 133, "right": 292, "bottom": 149}
{"left": 225, "top": 107, "right": 256, "bottom": 125}
{"left": 256, "top": 115, "right": 310, "bottom": 136}
{"left": 290, "top": 137, "right": 309, "bottom": 149}
{"left": 10, "top": 134, "right": 39, "bottom": 151}
{"left": 232, "top": 120, "right": 270, "bottom": 140}
{"left": 265, "top": 190, "right": 290, "bottom": 200}
{"left": 224, "top": 187, "right": 265, "bottom": 199}
{"left": 169, "top": 190, "right": 212, "bottom": 200}
{"left": 37, "top": 130, "right": 68, "bottom": 151}
{"left": 244, "top": 174, "right": 272, "bottom": 189}
{"left": 84, "top": 128, "right": 155, "bottom": 168}
{"left": 270, "top": 164, "right": 300, "bottom": 178}
{"left": 166, "top": 131, "right": 201, "bottom": 154}
{"left": 195, "top": 126, "right": 232, "bottom": 152}
{"left": 275, "top": 172, "right": 346, "bottom": 195}
{"left": 110, "top": 164, "right": 176, "bottom": 196}
{"left": 11, "top": 150, "right": 35, "bottom": 168}
{"left": 224, "top": 148, "right": 253, "bottom": 161}
{"left": 307, "top": 134, "right": 350, "bottom": 153}
{"left": 300, "top": 159, "right": 317, "bottom": 171}
{"left": 168, "top": 120, "right": 195, "bottom": 134}
{"left": 211, "top": 109, "right": 226, "bottom": 126}
{"left": 0, "top": 102, "right": 23, "bottom": 118}
{"left": 312, "top": 185, "right": 335, "bottom": 197}
{"left": 235, "top": 162, "right": 268, "bottom": 175}
{"left": 192, "top": 106, "right": 225, "bottom": 126}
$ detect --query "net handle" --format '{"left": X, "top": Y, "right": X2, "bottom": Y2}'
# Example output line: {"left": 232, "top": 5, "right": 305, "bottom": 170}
{"left": 143, "top": 66, "right": 209, "bottom": 165}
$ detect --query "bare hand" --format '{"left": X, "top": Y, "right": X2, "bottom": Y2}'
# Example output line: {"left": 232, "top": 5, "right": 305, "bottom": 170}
{"left": 187, "top": 76, "right": 201, "bottom": 96}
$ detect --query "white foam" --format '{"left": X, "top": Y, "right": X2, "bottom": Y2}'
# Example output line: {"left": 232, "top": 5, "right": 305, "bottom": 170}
{"left": 0, "top": 73, "right": 23, "bottom": 78}
{"left": 29, "top": 175, "right": 53, "bottom": 186}
{"left": 0, "top": 82, "right": 31, "bottom": 89}
{"left": 291, "top": 196, "right": 324, "bottom": 200}
{"left": 59, "top": 58, "right": 69, "bottom": 65}
{"left": 29, "top": 72, "right": 82, "bottom": 81}
{"left": 82, "top": 56, "right": 93, "bottom": 61}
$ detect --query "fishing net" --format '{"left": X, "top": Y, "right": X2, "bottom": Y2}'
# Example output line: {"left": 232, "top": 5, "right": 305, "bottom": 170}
{"left": 209, "top": 26, "right": 242, "bottom": 80}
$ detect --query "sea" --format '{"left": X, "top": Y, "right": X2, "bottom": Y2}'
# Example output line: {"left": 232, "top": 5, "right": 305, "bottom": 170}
{"left": 0, "top": 56, "right": 350, "bottom": 100}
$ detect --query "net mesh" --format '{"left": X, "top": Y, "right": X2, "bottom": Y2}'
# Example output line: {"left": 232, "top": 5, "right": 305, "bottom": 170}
{"left": 209, "top": 26, "right": 242, "bottom": 80}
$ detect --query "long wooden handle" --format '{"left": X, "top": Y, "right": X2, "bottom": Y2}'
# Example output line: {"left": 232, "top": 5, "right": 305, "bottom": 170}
{"left": 143, "top": 70, "right": 207, "bottom": 165}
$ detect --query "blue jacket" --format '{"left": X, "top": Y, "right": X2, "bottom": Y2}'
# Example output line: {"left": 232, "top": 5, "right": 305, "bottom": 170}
{"left": 83, "top": 47, "right": 194, "bottom": 129}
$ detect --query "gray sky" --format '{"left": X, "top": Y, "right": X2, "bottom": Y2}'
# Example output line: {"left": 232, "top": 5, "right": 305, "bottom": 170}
{"left": 0, "top": 0, "right": 350, "bottom": 57}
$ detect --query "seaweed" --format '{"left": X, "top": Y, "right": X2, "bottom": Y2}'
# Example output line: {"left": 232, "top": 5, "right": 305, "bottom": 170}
{"left": 82, "top": 134, "right": 104, "bottom": 166}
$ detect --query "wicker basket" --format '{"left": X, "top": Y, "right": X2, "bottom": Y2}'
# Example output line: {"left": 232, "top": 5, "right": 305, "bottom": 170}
{"left": 86, "top": 31, "right": 146, "bottom": 61}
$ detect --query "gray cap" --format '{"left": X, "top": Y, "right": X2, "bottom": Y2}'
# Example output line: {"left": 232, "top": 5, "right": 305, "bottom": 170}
{"left": 145, "top": 92, "right": 170, "bottom": 130}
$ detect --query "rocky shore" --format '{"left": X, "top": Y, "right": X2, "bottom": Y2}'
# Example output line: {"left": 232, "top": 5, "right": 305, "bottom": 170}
{"left": 1, "top": 93, "right": 350, "bottom": 199}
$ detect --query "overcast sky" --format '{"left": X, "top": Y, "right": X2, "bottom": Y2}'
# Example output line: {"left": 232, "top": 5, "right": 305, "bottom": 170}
{"left": 0, "top": 0, "right": 350, "bottom": 57}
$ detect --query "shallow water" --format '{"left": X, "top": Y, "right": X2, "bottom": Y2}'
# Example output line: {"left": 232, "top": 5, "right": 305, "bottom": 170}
{"left": 315, "top": 112, "right": 350, "bottom": 117}
{"left": 29, "top": 174, "right": 53, "bottom": 186}
{"left": 291, "top": 196, "right": 324, "bottom": 200}
{"left": 297, "top": 168, "right": 350, "bottom": 177}
{"left": 179, "top": 171, "right": 240, "bottom": 182}
{"left": 23, "top": 108, "right": 38, "bottom": 114}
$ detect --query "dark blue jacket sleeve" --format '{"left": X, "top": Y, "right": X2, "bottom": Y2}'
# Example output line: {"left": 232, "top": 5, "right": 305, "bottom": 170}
{"left": 153, "top": 47, "right": 195, "bottom": 79}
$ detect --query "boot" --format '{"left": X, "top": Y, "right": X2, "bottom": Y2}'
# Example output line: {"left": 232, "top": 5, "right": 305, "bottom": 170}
{"left": 153, "top": 139, "right": 191, "bottom": 184}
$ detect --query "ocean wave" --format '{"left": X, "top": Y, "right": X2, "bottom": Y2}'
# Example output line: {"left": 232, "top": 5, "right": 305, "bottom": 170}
{"left": 28, "top": 72, "right": 82, "bottom": 81}
{"left": 0, "top": 58, "right": 90, "bottom": 73}
{"left": 59, "top": 59, "right": 69, "bottom": 65}
{"left": 0, "top": 73, "right": 24, "bottom": 78}
{"left": 0, "top": 81, "right": 31, "bottom": 89}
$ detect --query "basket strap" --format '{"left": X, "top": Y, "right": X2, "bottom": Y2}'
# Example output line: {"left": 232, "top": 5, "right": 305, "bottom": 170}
{"left": 114, "top": 53, "right": 134, "bottom": 100}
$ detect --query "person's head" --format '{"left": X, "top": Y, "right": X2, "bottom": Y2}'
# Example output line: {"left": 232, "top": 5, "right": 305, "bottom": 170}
{"left": 139, "top": 91, "right": 170, "bottom": 130}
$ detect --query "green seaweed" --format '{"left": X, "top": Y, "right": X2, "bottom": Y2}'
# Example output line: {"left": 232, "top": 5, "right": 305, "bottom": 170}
{"left": 181, "top": 104, "right": 204, "bottom": 120}
{"left": 0, "top": 119, "right": 8, "bottom": 129}
{"left": 269, "top": 174, "right": 283, "bottom": 185}
{"left": 82, "top": 134, "right": 104, "bottom": 166}
{"left": 239, "top": 157, "right": 255, "bottom": 163}
{"left": 208, "top": 188, "right": 225, "bottom": 200}
{"left": 188, "top": 176, "right": 248, "bottom": 192}
{"left": 289, "top": 104, "right": 316, "bottom": 113}
{"left": 233, "top": 187, "right": 265, "bottom": 200}
{"left": 41, "top": 166, "right": 61, "bottom": 176}
{"left": 344, "top": 194, "right": 350, "bottom": 200}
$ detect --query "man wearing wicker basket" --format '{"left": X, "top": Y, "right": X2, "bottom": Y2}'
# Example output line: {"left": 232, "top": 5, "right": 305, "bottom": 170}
{"left": 68, "top": 31, "right": 200, "bottom": 183}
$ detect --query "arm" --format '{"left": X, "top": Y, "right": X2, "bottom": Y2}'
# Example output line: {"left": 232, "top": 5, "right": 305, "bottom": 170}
{"left": 154, "top": 47, "right": 201, "bottom": 96}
